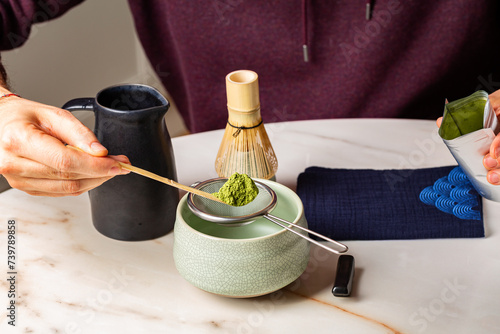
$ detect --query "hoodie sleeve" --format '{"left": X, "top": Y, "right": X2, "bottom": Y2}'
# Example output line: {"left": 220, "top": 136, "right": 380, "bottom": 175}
{"left": 0, "top": 0, "right": 85, "bottom": 50}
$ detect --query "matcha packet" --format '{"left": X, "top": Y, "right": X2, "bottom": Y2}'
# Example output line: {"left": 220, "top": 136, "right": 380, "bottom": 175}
{"left": 439, "top": 90, "right": 491, "bottom": 140}
{"left": 440, "top": 90, "right": 500, "bottom": 202}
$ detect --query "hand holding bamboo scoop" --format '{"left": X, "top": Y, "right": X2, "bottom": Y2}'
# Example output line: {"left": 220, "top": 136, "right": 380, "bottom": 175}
{"left": 67, "top": 145, "right": 226, "bottom": 204}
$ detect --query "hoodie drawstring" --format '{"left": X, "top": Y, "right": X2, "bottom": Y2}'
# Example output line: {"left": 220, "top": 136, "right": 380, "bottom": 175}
{"left": 302, "top": 0, "right": 310, "bottom": 62}
{"left": 301, "top": 1, "right": 373, "bottom": 63}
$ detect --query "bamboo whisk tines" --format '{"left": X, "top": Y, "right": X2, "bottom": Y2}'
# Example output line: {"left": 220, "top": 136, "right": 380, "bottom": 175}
{"left": 215, "top": 70, "right": 278, "bottom": 180}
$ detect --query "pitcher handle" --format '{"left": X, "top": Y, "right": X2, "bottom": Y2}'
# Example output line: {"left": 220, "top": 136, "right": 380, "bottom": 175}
{"left": 62, "top": 98, "right": 95, "bottom": 112}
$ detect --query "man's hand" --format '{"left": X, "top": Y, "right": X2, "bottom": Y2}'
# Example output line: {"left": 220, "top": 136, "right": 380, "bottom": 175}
{"left": 0, "top": 91, "right": 129, "bottom": 196}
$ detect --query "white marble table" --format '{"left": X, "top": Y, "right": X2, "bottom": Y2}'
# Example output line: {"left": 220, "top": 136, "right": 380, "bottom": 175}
{"left": 1, "top": 119, "right": 499, "bottom": 334}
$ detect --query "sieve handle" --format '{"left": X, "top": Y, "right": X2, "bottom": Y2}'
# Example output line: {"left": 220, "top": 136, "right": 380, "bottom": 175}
{"left": 264, "top": 214, "right": 348, "bottom": 254}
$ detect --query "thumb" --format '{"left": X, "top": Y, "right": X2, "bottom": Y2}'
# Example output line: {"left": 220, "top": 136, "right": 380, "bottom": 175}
{"left": 37, "top": 104, "right": 108, "bottom": 157}
{"left": 436, "top": 117, "right": 442, "bottom": 128}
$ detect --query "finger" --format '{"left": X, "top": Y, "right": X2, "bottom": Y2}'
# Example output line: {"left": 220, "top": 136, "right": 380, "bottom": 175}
{"left": 490, "top": 133, "right": 500, "bottom": 159}
{"left": 436, "top": 117, "right": 442, "bottom": 128}
{"left": 8, "top": 175, "right": 113, "bottom": 196}
{"left": 489, "top": 90, "right": 500, "bottom": 116}
{"left": 108, "top": 155, "right": 131, "bottom": 165}
{"left": 1, "top": 155, "right": 90, "bottom": 180}
{"left": 13, "top": 126, "right": 126, "bottom": 177}
{"left": 487, "top": 169, "right": 500, "bottom": 185}
{"left": 483, "top": 154, "right": 498, "bottom": 170}
{"left": 34, "top": 103, "right": 108, "bottom": 157}
{"left": 23, "top": 191, "right": 80, "bottom": 198}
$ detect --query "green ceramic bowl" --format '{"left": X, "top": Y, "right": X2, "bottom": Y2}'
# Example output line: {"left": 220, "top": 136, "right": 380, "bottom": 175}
{"left": 173, "top": 179, "right": 310, "bottom": 298}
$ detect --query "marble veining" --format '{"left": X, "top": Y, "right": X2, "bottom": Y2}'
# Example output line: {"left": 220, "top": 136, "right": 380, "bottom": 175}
{"left": 0, "top": 119, "right": 499, "bottom": 333}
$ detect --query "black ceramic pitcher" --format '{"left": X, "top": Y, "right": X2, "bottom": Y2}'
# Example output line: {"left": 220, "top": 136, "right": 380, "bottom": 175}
{"left": 63, "top": 84, "right": 178, "bottom": 241}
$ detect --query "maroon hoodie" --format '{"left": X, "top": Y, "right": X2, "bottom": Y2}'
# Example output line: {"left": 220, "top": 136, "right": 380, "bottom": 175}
{"left": 1, "top": 0, "right": 499, "bottom": 133}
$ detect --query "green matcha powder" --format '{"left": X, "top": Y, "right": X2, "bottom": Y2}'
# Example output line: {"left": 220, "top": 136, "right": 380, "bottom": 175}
{"left": 213, "top": 172, "right": 259, "bottom": 206}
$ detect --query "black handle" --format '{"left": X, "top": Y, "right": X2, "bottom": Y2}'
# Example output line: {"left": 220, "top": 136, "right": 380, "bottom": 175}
{"left": 332, "top": 255, "right": 355, "bottom": 297}
{"left": 62, "top": 97, "right": 95, "bottom": 112}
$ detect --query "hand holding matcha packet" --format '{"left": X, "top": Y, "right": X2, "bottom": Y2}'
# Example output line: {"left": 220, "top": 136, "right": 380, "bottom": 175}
{"left": 439, "top": 90, "right": 500, "bottom": 201}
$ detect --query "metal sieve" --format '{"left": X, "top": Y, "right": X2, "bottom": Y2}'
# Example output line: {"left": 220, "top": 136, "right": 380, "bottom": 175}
{"left": 187, "top": 178, "right": 348, "bottom": 255}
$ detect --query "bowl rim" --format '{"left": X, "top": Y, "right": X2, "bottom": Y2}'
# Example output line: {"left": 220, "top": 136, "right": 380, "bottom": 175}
{"left": 175, "top": 178, "right": 305, "bottom": 242}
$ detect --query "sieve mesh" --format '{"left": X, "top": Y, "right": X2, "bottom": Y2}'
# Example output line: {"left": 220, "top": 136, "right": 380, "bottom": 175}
{"left": 187, "top": 177, "right": 349, "bottom": 254}
{"left": 187, "top": 178, "right": 277, "bottom": 224}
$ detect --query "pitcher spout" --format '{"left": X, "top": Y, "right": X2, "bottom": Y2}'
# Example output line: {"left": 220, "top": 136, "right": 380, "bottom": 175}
{"left": 96, "top": 84, "right": 169, "bottom": 118}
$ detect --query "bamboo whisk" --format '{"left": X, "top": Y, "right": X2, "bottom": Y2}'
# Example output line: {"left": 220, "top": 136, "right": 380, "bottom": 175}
{"left": 215, "top": 70, "right": 278, "bottom": 180}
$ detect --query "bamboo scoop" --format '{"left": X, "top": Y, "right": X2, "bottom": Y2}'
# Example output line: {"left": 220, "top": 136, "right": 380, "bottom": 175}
{"left": 67, "top": 145, "right": 225, "bottom": 204}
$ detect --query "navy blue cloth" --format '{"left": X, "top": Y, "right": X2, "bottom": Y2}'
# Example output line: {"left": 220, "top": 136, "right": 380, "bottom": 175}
{"left": 296, "top": 166, "right": 484, "bottom": 241}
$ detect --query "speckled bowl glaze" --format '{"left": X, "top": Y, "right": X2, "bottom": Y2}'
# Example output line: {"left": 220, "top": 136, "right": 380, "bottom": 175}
{"left": 173, "top": 179, "right": 310, "bottom": 298}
